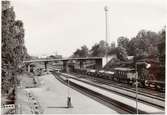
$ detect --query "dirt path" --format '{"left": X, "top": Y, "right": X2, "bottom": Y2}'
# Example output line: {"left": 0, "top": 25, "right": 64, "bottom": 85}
{"left": 15, "top": 73, "right": 43, "bottom": 114}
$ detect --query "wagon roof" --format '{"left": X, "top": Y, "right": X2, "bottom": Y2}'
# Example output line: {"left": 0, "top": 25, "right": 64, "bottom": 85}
{"left": 105, "top": 71, "right": 114, "bottom": 74}
{"left": 114, "top": 67, "right": 135, "bottom": 71}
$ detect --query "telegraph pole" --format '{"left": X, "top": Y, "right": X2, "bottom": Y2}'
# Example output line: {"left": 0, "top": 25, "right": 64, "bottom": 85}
{"left": 67, "top": 76, "right": 72, "bottom": 108}
{"left": 135, "top": 63, "right": 138, "bottom": 114}
{"left": 104, "top": 6, "right": 109, "bottom": 64}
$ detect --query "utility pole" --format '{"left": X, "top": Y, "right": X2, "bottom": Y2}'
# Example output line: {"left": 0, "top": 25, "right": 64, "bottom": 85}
{"left": 104, "top": 6, "right": 109, "bottom": 64}
{"left": 67, "top": 76, "right": 72, "bottom": 108}
{"left": 135, "top": 63, "right": 138, "bottom": 114}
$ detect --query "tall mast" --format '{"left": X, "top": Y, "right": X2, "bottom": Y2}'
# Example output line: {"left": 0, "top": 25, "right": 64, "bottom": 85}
{"left": 104, "top": 6, "right": 109, "bottom": 64}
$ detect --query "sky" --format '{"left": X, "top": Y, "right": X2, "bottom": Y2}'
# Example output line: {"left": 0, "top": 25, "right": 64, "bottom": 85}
{"left": 11, "top": 0, "right": 166, "bottom": 57}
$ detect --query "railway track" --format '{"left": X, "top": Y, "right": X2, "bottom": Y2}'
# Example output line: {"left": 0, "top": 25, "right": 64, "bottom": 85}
{"left": 46, "top": 65, "right": 165, "bottom": 98}
{"left": 86, "top": 78, "right": 163, "bottom": 109}
{"left": 70, "top": 72, "right": 165, "bottom": 100}
{"left": 51, "top": 71, "right": 146, "bottom": 114}
{"left": 52, "top": 71, "right": 165, "bottom": 110}
{"left": 51, "top": 71, "right": 164, "bottom": 114}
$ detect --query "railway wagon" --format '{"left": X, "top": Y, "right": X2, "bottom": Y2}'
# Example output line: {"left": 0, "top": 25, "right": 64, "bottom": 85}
{"left": 95, "top": 70, "right": 114, "bottom": 80}
{"left": 104, "top": 71, "right": 115, "bottom": 80}
{"left": 113, "top": 68, "right": 136, "bottom": 84}
{"left": 72, "top": 62, "right": 165, "bottom": 91}
{"left": 87, "top": 69, "right": 96, "bottom": 76}
{"left": 73, "top": 67, "right": 87, "bottom": 75}
{"left": 96, "top": 70, "right": 105, "bottom": 77}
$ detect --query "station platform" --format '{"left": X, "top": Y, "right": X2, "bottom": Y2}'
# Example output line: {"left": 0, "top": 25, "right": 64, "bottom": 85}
{"left": 60, "top": 73, "right": 165, "bottom": 114}
{"left": 60, "top": 73, "right": 165, "bottom": 110}
{"left": 25, "top": 73, "right": 119, "bottom": 114}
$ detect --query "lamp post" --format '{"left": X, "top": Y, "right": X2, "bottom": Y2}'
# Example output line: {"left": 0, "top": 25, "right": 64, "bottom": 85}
{"left": 135, "top": 63, "right": 138, "bottom": 114}
{"left": 67, "top": 76, "right": 72, "bottom": 108}
{"left": 135, "top": 62, "right": 150, "bottom": 114}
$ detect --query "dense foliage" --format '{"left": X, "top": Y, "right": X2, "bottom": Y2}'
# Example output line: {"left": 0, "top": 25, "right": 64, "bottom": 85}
{"left": 2, "top": 1, "right": 29, "bottom": 95}
{"left": 72, "top": 28, "right": 165, "bottom": 63}
{"left": 48, "top": 55, "right": 62, "bottom": 59}
{"left": 72, "top": 45, "right": 89, "bottom": 57}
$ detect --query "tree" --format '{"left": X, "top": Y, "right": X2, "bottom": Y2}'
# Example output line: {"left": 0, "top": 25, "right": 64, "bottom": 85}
{"left": 90, "top": 43, "right": 99, "bottom": 57}
{"left": 127, "top": 37, "right": 136, "bottom": 56}
{"left": 148, "top": 44, "right": 159, "bottom": 57}
{"left": 110, "top": 47, "right": 128, "bottom": 61}
{"left": 117, "top": 36, "right": 129, "bottom": 50}
{"left": 158, "top": 27, "right": 165, "bottom": 64}
{"left": 49, "top": 55, "right": 61, "bottom": 59}
{"left": 2, "top": 1, "right": 29, "bottom": 95}
{"left": 73, "top": 49, "right": 81, "bottom": 58}
{"left": 80, "top": 45, "right": 89, "bottom": 57}
{"left": 90, "top": 40, "right": 109, "bottom": 57}
{"left": 72, "top": 45, "right": 89, "bottom": 57}
{"left": 128, "top": 30, "right": 160, "bottom": 57}
{"left": 110, "top": 42, "right": 116, "bottom": 49}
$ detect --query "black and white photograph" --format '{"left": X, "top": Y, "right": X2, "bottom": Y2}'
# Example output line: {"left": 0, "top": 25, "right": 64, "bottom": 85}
{"left": 1, "top": 0, "right": 166, "bottom": 114}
